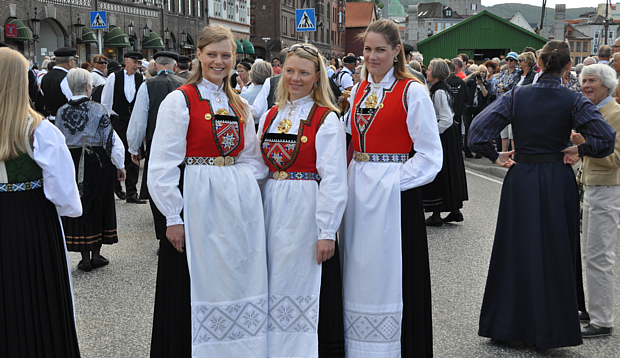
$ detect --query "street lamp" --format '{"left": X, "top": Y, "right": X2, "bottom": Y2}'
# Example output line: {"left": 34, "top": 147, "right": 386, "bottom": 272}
{"left": 143, "top": 24, "right": 151, "bottom": 39}
{"left": 30, "top": 7, "right": 41, "bottom": 41}
{"left": 164, "top": 28, "right": 171, "bottom": 41}
{"left": 74, "top": 16, "right": 85, "bottom": 43}
{"left": 181, "top": 30, "right": 188, "bottom": 44}
{"left": 128, "top": 22, "right": 135, "bottom": 37}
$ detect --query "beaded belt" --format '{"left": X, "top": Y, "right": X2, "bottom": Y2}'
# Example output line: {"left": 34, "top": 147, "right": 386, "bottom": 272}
{"left": 184, "top": 156, "right": 237, "bottom": 167}
{"left": 270, "top": 171, "right": 321, "bottom": 181}
{"left": 0, "top": 178, "right": 43, "bottom": 192}
{"left": 353, "top": 151, "right": 409, "bottom": 163}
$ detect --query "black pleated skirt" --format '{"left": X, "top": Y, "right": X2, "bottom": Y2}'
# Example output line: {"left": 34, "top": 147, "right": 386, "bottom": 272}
{"left": 0, "top": 187, "right": 81, "bottom": 357}
{"left": 318, "top": 241, "right": 345, "bottom": 357}
{"left": 478, "top": 162, "right": 583, "bottom": 349}
{"left": 401, "top": 187, "right": 434, "bottom": 357}
{"left": 63, "top": 146, "right": 118, "bottom": 252}
{"left": 421, "top": 123, "right": 469, "bottom": 213}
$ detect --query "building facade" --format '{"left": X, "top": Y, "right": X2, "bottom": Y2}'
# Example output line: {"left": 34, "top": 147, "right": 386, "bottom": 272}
{"left": 571, "top": 14, "right": 620, "bottom": 55}
{"left": 0, "top": 0, "right": 213, "bottom": 66}
{"left": 250, "top": 0, "right": 345, "bottom": 62}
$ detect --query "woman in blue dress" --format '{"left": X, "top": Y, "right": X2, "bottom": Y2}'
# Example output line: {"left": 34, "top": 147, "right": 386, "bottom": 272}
{"left": 469, "top": 40, "right": 616, "bottom": 349}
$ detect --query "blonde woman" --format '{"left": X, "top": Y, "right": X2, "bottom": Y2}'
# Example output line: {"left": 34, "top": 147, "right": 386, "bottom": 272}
{"left": 0, "top": 48, "right": 81, "bottom": 356}
{"left": 147, "top": 25, "right": 269, "bottom": 357}
{"left": 258, "top": 43, "right": 347, "bottom": 357}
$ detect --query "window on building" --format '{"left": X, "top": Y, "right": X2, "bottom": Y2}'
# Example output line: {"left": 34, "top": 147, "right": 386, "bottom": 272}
{"left": 610, "top": 31, "right": 615, "bottom": 39}
{"left": 445, "top": 9, "right": 452, "bottom": 17}
{"left": 583, "top": 41, "right": 588, "bottom": 52}
{"left": 569, "top": 41, "right": 574, "bottom": 52}
{"left": 189, "top": 0, "right": 193, "bottom": 15}
{"left": 250, "top": 14, "right": 256, "bottom": 34}
{"left": 179, "top": 0, "right": 183, "bottom": 14}
{"left": 282, "top": 16, "right": 286, "bottom": 35}
{"left": 168, "top": 0, "right": 172, "bottom": 11}
{"left": 471, "top": 4, "right": 477, "bottom": 11}
{"left": 576, "top": 41, "right": 581, "bottom": 52}
{"left": 567, "top": 30, "right": 573, "bottom": 38}
{"left": 198, "top": 0, "right": 202, "bottom": 17}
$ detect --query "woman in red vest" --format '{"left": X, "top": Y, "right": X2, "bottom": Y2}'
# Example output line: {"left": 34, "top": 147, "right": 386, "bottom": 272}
{"left": 341, "top": 20, "right": 443, "bottom": 357}
{"left": 258, "top": 43, "right": 347, "bottom": 357}
{"left": 147, "top": 25, "right": 269, "bottom": 357}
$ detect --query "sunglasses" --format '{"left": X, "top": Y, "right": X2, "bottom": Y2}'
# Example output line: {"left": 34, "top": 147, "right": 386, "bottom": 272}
{"left": 518, "top": 59, "right": 524, "bottom": 62}
{"left": 506, "top": 58, "right": 516, "bottom": 62}
{"left": 97, "top": 61, "right": 108, "bottom": 64}
{"left": 288, "top": 44, "right": 319, "bottom": 58}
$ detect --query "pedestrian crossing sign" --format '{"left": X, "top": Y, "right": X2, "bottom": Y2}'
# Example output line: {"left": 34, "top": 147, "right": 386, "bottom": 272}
{"left": 296, "top": 9, "right": 316, "bottom": 32}
{"left": 90, "top": 11, "right": 107, "bottom": 29}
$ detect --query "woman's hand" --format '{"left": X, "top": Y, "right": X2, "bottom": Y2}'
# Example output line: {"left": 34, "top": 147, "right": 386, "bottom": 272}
{"left": 117, "top": 168, "right": 127, "bottom": 181}
{"left": 571, "top": 130, "right": 585, "bottom": 145}
{"left": 562, "top": 145, "right": 581, "bottom": 166}
{"left": 167, "top": 224, "right": 185, "bottom": 253}
{"left": 316, "top": 239, "right": 335, "bottom": 265}
{"left": 495, "top": 150, "right": 515, "bottom": 167}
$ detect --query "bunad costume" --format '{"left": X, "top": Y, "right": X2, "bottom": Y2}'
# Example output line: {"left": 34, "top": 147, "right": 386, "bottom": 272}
{"left": 421, "top": 81, "right": 468, "bottom": 213}
{"left": 342, "top": 67, "right": 443, "bottom": 358}
{"left": 0, "top": 118, "right": 82, "bottom": 357}
{"left": 55, "top": 96, "right": 125, "bottom": 251}
{"left": 469, "top": 75, "right": 616, "bottom": 349}
{"left": 258, "top": 95, "right": 348, "bottom": 357}
{"left": 147, "top": 79, "right": 269, "bottom": 358}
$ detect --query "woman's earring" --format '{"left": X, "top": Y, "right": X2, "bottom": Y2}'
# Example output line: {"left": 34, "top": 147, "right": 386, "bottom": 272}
{"left": 394, "top": 57, "right": 398, "bottom": 63}
{"left": 313, "top": 82, "right": 318, "bottom": 89}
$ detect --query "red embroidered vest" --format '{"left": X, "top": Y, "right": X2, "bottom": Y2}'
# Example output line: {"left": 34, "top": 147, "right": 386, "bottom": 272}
{"left": 179, "top": 84, "right": 245, "bottom": 158}
{"left": 261, "top": 104, "right": 332, "bottom": 175}
{"left": 351, "top": 79, "right": 415, "bottom": 154}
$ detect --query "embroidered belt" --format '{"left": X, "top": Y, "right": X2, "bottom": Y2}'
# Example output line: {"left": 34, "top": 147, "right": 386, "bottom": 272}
{"left": 270, "top": 171, "right": 321, "bottom": 181}
{"left": 184, "top": 156, "right": 237, "bottom": 167}
{"left": 353, "top": 151, "right": 409, "bottom": 163}
{"left": 0, "top": 178, "right": 43, "bottom": 192}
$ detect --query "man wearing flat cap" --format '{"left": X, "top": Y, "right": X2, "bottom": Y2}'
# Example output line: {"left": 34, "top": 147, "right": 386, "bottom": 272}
{"left": 336, "top": 55, "right": 355, "bottom": 94}
{"left": 127, "top": 51, "right": 184, "bottom": 239}
{"left": 176, "top": 55, "right": 192, "bottom": 80}
{"left": 101, "top": 51, "right": 145, "bottom": 204}
{"left": 41, "top": 47, "right": 77, "bottom": 121}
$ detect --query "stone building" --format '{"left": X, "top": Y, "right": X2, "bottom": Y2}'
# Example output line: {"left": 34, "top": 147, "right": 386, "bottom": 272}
{"left": 249, "top": 0, "right": 345, "bottom": 62}
{"left": 0, "top": 0, "right": 210, "bottom": 65}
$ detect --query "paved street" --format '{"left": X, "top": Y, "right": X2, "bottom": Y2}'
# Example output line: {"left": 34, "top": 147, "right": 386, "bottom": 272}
{"left": 69, "top": 160, "right": 620, "bottom": 357}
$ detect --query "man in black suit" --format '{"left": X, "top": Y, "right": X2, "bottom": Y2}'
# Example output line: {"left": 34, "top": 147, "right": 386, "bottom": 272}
{"left": 101, "top": 51, "right": 146, "bottom": 204}
{"left": 41, "top": 47, "right": 77, "bottom": 122}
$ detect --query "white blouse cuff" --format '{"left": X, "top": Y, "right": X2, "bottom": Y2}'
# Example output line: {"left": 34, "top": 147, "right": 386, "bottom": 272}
{"left": 318, "top": 231, "right": 336, "bottom": 241}
{"left": 166, "top": 215, "right": 184, "bottom": 227}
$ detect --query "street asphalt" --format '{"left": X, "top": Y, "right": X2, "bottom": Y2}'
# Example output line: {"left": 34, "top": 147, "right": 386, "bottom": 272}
{"left": 68, "top": 158, "right": 620, "bottom": 357}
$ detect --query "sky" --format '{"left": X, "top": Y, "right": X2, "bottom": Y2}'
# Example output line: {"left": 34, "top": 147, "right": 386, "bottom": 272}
{"left": 481, "top": 0, "right": 601, "bottom": 9}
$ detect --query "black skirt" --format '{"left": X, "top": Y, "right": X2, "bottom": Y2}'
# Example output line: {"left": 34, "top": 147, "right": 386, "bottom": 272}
{"left": 478, "top": 162, "right": 583, "bottom": 349}
{"left": 63, "top": 146, "right": 118, "bottom": 252}
{"left": 401, "top": 187, "right": 434, "bottom": 357}
{"left": 150, "top": 233, "right": 346, "bottom": 358}
{"left": 421, "top": 123, "right": 468, "bottom": 213}
{"left": 0, "top": 187, "right": 81, "bottom": 357}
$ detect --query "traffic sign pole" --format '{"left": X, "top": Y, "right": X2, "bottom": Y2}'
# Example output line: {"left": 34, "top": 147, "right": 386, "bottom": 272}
{"left": 98, "top": 30, "right": 102, "bottom": 54}
{"left": 305, "top": 32, "right": 308, "bottom": 44}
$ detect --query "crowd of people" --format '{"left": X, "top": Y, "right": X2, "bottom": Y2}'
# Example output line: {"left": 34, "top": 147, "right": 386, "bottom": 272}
{"left": 1, "top": 21, "right": 619, "bottom": 358}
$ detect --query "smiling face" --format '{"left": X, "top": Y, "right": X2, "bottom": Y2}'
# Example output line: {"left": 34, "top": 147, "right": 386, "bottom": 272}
{"left": 196, "top": 39, "right": 234, "bottom": 86}
{"left": 506, "top": 57, "right": 516, "bottom": 70}
{"left": 363, "top": 31, "right": 400, "bottom": 83}
{"left": 283, "top": 54, "right": 319, "bottom": 102}
{"left": 581, "top": 74, "right": 609, "bottom": 105}
{"left": 95, "top": 59, "right": 107, "bottom": 73}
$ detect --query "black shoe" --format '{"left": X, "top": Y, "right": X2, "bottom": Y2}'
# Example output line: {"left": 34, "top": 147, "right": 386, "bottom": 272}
{"left": 425, "top": 217, "right": 443, "bottom": 227}
{"left": 443, "top": 212, "right": 464, "bottom": 223}
{"left": 91, "top": 256, "right": 109, "bottom": 269}
{"left": 78, "top": 259, "right": 93, "bottom": 272}
{"left": 126, "top": 195, "right": 147, "bottom": 204}
{"left": 579, "top": 311, "right": 590, "bottom": 323}
{"left": 464, "top": 153, "right": 474, "bottom": 158}
{"left": 114, "top": 189, "right": 126, "bottom": 200}
{"left": 474, "top": 154, "right": 483, "bottom": 159}
{"left": 581, "top": 323, "right": 613, "bottom": 338}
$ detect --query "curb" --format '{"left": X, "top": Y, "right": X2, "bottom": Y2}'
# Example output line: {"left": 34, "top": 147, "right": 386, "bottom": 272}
{"left": 462, "top": 156, "right": 508, "bottom": 180}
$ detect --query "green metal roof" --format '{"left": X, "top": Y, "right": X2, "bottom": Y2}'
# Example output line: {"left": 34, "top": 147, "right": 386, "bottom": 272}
{"left": 234, "top": 38, "right": 244, "bottom": 53}
{"left": 388, "top": 0, "right": 408, "bottom": 16}
{"left": 104, "top": 27, "right": 130, "bottom": 47}
{"left": 143, "top": 31, "right": 164, "bottom": 50}
{"left": 81, "top": 27, "right": 98, "bottom": 44}
{"left": 417, "top": 10, "right": 549, "bottom": 66}
{"left": 6, "top": 18, "right": 32, "bottom": 41}
{"left": 241, "top": 39, "right": 255, "bottom": 54}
